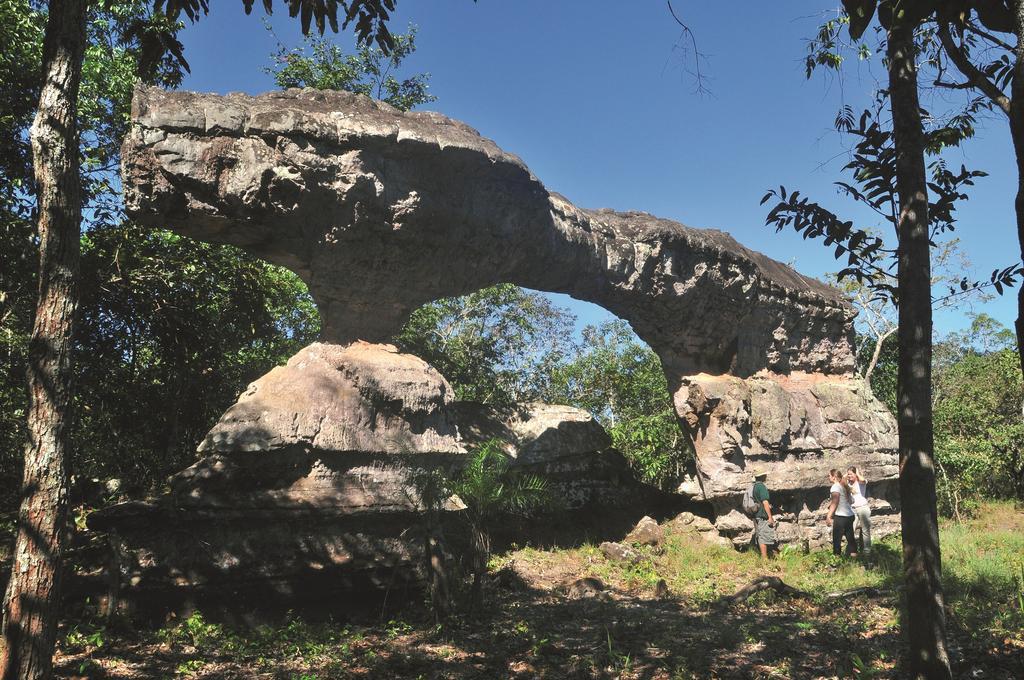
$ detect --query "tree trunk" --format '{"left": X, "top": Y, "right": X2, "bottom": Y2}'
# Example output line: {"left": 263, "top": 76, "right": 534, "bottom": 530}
{"left": 423, "top": 512, "right": 450, "bottom": 622}
{"left": 887, "top": 23, "right": 953, "bottom": 680}
{"left": 468, "top": 526, "right": 489, "bottom": 613}
{"left": 0, "top": 1, "right": 88, "bottom": 678}
{"left": 1012, "top": 1, "right": 1024, "bottom": 382}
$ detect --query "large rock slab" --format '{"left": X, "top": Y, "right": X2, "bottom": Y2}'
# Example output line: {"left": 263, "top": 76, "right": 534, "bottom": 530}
{"left": 122, "top": 86, "right": 854, "bottom": 378}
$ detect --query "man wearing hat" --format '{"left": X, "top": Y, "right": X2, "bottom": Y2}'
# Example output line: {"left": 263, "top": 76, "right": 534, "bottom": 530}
{"left": 752, "top": 469, "right": 777, "bottom": 559}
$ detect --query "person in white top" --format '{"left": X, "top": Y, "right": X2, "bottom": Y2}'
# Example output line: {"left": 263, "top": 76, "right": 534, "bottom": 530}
{"left": 847, "top": 466, "right": 871, "bottom": 554}
{"left": 826, "top": 468, "right": 857, "bottom": 557}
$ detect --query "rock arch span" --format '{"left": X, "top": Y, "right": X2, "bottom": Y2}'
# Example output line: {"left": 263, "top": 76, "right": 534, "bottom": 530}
{"left": 121, "top": 86, "right": 899, "bottom": 544}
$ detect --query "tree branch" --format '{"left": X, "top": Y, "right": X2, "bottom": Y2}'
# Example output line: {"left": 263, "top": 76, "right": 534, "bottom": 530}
{"left": 666, "top": 0, "right": 709, "bottom": 95}
{"left": 962, "top": 20, "right": 1016, "bottom": 53}
{"left": 933, "top": 78, "right": 975, "bottom": 90}
{"left": 713, "top": 576, "right": 811, "bottom": 609}
{"left": 865, "top": 325, "right": 897, "bottom": 380}
{"left": 937, "top": 22, "right": 1011, "bottom": 116}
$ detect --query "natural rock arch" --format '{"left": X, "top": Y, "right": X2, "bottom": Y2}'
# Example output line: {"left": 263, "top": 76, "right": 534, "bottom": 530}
{"left": 122, "top": 86, "right": 899, "bottom": 544}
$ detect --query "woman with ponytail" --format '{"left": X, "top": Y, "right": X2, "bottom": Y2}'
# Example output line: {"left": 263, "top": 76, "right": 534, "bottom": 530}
{"left": 847, "top": 466, "right": 871, "bottom": 554}
{"left": 826, "top": 469, "right": 857, "bottom": 557}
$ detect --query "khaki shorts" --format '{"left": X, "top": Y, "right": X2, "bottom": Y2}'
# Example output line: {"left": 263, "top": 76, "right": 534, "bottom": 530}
{"left": 754, "top": 517, "right": 776, "bottom": 545}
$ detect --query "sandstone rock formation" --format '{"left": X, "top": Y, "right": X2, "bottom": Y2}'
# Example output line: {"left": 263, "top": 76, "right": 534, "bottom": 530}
{"left": 122, "top": 86, "right": 853, "bottom": 378}
{"left": 454, "top": 401, "right": 642, "bottom": 510}
{"left": 89, "top": 341, "right": 668, "bottom": 616}
{"left": 675, "top": 373, "right": 900, "bottom": 547}
{"left": 119, "top": 86, "right": 900, "bottom": 552}
{"left": 198, "top": 341, "right": 461, "bottom": 457}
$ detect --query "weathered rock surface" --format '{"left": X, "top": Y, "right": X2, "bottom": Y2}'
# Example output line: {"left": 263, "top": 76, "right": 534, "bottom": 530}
{"left": 122, "top": 86, "right": 854, "bottom": 378}
{"left": 674, "top": 373, "right": 900, "bottom": 547}
{"left": 625, "top": 516, "right": 665, "bottom": 548}
{"left": 454, "top": 401, "right": 644, "bottom": 510}
{"left": 562, "top": 577, "right": 606, "bottom": 599}
{"left": 199, "top": 341, "right": 461, "bottom": 456}
{"left": 599, "top": 542, "right": 640, "bottom": 563}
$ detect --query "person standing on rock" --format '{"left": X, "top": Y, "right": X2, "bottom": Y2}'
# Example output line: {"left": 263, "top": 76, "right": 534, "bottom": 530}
{"left": 826, "top": 469, "right": 857, "bottom": 557}
{"left": 751, "top": 470, "right": 777, "bottom": 559}
{"left": 847, "top": 466, "right": 872, "bottom": 554}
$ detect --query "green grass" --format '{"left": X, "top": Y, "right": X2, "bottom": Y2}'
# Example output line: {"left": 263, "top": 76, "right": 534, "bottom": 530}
{"left": 940, "top": 501, "right": 1024, "bottom": 641}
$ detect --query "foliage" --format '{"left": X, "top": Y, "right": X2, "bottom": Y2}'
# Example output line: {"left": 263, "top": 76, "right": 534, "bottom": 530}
{"left": 396, "top": 284, "right": 575, "bottom": 405}
{"left": 398, "top": 292, "right": 691, "bottom": 490}
{"left": 159, "top": 0, "right": 398, "bottom": 53}
{"left": 932, "top": 315, "right": 1024, "bottom": 516}
{"left": 266, "top": 23, "right": 434, "bottom": 111}
{"left": 762, "top": 98, "right": 1000, "bottom": 305}
{"left": 858, "top": 331, "right": 898, "bottom": 413}
{"left": 71, "top": 225, "right": 319, "bottom": 493}
{"left": 0, "top": 0, "right": 44, "bottom": 207}
{"left": 860, "top": 313, "right": 1024, "bottom": 516}
{"left": 544, "top": 319, "right": 692, "bottom": 490}
{"left": 0, "top": 1, "right": 324, "bottom": 506}
{"left": 450, "top": 438, "right": 550, "bottom": 608}
{"left": 0, "top": 0, "right": 188, "bottom": 507}
{"left": 451, "top": 439, "right": 550, "bottom": 523}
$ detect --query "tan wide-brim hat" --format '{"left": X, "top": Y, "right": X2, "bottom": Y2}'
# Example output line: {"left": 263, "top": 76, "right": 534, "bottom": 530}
{"left": 752, "top": 469, "right": 768, "bottom": 481}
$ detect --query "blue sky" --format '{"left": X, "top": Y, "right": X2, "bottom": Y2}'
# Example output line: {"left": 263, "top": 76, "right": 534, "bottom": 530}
{"left": 177, "top": 1, "right": 1020, "bottom": 338}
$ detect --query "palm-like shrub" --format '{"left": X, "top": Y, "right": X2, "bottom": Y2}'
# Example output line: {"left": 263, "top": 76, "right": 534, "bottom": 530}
{"left": 451, "top": 439, "right": 550, "bottom": 609}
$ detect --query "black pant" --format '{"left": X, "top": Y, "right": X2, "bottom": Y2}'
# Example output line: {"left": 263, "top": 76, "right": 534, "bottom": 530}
{"left": 832, "top": 514, "right": 856, "bottom": 556}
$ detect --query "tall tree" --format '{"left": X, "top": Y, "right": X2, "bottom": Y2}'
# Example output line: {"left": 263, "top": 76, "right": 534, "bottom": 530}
{"left": 0, "top": 2, "right": 398, "bottom": 678}
{"left": 886, "top": 11, "right": 952, "bottom": 676}
{"left": 767, "top": 2, "right": 954, "bottom": 676}
{"left": 0, "top": 1, "right": 88, "bottom": 676}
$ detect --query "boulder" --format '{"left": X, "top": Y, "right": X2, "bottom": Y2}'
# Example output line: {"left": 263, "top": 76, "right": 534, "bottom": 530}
{"left": 713, "top": 510, "right": 753, "bottom": 537}
{"left": 198, "top": 341, "right": 461, "bottom": 456}
{"left": 625, "top": 516, "right": 665, "bottom": 547}
{"left": 600, "top": 542, "right": 640, "bottom": 563}
{"left": 562, "top": 577, "right": 606, "bottom": 599}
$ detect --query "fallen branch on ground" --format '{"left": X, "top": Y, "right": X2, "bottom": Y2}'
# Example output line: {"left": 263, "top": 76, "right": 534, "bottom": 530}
{"left": 714, "top": 576, "right": 811, "bottom": 609}
{"left": 714, "top": 578, "right": 898, "bottom": 610}
{"left": 824, "top": 585, "right": 896, "bottom": 599}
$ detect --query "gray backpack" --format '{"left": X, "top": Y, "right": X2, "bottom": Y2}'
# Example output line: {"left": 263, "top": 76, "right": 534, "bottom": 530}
{"left": 741, "top": 483, "right": 759, "bottom": 516}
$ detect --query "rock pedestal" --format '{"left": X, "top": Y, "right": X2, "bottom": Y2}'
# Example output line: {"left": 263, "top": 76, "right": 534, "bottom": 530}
{"left": 675, "top": 373, "right": 899, "bottom": 546}
{"left": 88, "top": 342, "right": 670, "bottom": 618}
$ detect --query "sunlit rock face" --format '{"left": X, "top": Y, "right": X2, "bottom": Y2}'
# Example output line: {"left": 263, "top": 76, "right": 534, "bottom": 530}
{"left": 119, "top": 86, "right": 899, "bottom": 554}
{"left": 197, "top": 341, "right": 462, "bottom": 457}
{"left": 675, "top": 373, "right": 899, "bottom": 547}
{"left": 122, "top": 86, "right": 854, "bottom": 378}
